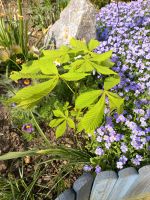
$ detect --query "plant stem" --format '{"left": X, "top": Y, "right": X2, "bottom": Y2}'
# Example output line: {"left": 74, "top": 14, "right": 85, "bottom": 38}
{"left": 17, "top": 0, "right": 24, "bottom": 55}
{"left": 9, "top": 58, "right": 21, "bottom": 70}
{"left": 63, "top": 80, "right": 75, "bottom": 94}
{"left": 30, "top": 111, "right": 51, "bottom": 147}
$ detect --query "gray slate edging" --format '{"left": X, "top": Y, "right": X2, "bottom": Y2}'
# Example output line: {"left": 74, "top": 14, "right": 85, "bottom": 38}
{"left": 55, "top": 166, "right": 150, "bottom": 200}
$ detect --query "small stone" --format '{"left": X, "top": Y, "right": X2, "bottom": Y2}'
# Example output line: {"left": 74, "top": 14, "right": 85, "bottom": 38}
{"left": 44, "top": 0, "right": 97, "bottom": 48}
{"left": 73, "top": 173, "right": 94, "bottom": 200}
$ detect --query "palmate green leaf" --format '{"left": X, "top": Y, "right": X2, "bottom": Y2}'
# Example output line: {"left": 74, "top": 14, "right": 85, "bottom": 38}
{"left": 101, "top": 59, "right": 114, "bottom": 68}
{"left": 69, "top": 54, "right": 116, "bottom": 74}
{"left": 88, "top": 39, "right": 100, "bottom": 51}
{"left": 70, "top": 38, "right": 88, "bottom": 51}
{"left": 78, "top": 93, "right": 105, "bottom": 132}
{"left": 40, "top": 59, "right": 58, "bottom": 75}
{"left": 107, "top": 91, "right": 124, "bottom": 114}
{"left": 49, "top": 118, "right": 65, "bottom": 128}
{"left": 10, "top": 71, "right": 53, "bottom": 81}
{"left": 53, "top": 110, "right": 65, "bottom": 117}
{"left": 104, "top": 75, "right": 120, "bottom": 90}
{"left": 56, "top": 121, "right": 67, "bottom": 138}
{"left": 75, "top": 90, "right": 103, "bottom": 109}
{"left": 8, "top": 78, "right": 58, "bottom": 109}
{"left": 91, "top": 50, "right": 113, "bottom": 63}
{"left": 93, "top": 63, "right": 117, "bottom": 75}
{"left": 49, "top": 46, "right": 70, "bottom": 64}
{"left": 60, "top": 72, "right": 89, "bottom": 81}
{"left": 70, "top": 59, "right": 93, "bottom": 72}
{"left": 67, "top": 118, "right": 75, "bottom": 129}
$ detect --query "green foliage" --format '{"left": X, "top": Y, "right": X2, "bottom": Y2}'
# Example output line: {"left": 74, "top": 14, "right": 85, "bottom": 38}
{"left": 0, "top": 38, "right": 124, "bottom": 170}
{"left": 29, "top": 0, "right": 70, "bottom": 30}
{"left": 50, "top": 104, "right": 75, "bottom": 138}
{"left": 7, "top": 38, "right": 123, "bottom": 136}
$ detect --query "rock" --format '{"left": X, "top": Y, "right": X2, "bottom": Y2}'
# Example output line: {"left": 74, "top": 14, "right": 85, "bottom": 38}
{"left": 107, "top": 167, "right": 138, "bottom": 200}
{"left": 44, "top": 0, "right": 97, "bottom": 48}
{"left": 90, "top": 171, "right": 117, "bottom": 200}
{"left": 55, "top": 189, "right": 76, "bottom": 200}
{"left": 73, "top": 173, "right": 94, "bottom": 200}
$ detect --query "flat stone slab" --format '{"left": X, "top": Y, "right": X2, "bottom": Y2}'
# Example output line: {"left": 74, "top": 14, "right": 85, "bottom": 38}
{"left": 90, "top": 171, "right": 117, "bottom": 200}
{"left": 107, "top": 167, "right": 138, "bottom": 200}
{"left": 73, "top": 173, "right": 94, "bottom": 200}
{"left": 44, "top": 0, "right": 97, "bottom": 48}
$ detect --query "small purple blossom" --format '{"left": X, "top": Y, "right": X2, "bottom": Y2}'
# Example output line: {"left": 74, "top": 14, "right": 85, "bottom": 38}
{"left": 95, "top": 147, "right": 104, "bottom": 156}
{"left": 121, "top": 143, "right": 128, "bottom": 153}
{"left": 117, "top": 161, "right": 123, "bottom": 169}
{"left": 22, "top": 123, "right": 34, "bottom": 133}
{"left": 116, "top": 114, "right": 126, "bottom": 123}
{"left": 131, "top": 155, "right": 143, "bottom": 166}
{"left": 95, "top": 165, "right": 102, "bottom": 174}
{"left": 83, "top": 165, "right": 93, "bottom": 172}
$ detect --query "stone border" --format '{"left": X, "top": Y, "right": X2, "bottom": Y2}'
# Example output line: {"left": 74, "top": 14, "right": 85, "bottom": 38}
{"left": 55, "top": 165, "right": 150, "bottom": 200}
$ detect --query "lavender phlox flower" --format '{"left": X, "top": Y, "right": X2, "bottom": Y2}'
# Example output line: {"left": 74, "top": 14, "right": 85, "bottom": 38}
{"left": 146, "top": 136, "right": 150, "bottom": 142}
{"left": 117, "top": 155, "right": 128, "bottom": 169}
{"left": 117, "top": 162, "right": 123, "bottom": 169}
{"left": 83, "top": 165, "right": 93, "bottom": 172}
{"left": 97, "top": 128, "right": 104, "bottom": 136}
{"left": 131, "top": 154, "right": 143, "bottom": 166}
{"left": 121, "top": 143, "right": 128, "bottom": 153}
{"left": 116, "top": 114, "right": 126, "bottom": 123}
{"left": 105, "top": 142, "right": 111, "bottom": 149}
{"left": 116, "top": 134, "right": 124, "bottom": 141}
{"left": 95, "top": 165, "right": 102, "bottom": 174}
{"left": 97, "top": 136, "right": 103, "bottom": 142}
{"left": 95, "top": 147, "right": 104, "bottom": 156}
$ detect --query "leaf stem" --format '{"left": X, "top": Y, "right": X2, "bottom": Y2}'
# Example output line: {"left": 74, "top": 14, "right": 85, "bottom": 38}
{"left": 63, "top": 80, "right": 75, "bottom": 94}
{"left": 30, "top": 111, "right": 51, "bottom": 147}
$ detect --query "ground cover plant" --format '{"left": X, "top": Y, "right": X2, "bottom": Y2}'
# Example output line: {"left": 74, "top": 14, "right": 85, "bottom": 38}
{"left": 87, "top": 0, "right": 150, "bottom": 171}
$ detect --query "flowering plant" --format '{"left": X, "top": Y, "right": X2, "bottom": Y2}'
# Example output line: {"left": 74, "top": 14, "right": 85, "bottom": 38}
{"left": 84, "top": 0, "right": 150, "bottom": 173}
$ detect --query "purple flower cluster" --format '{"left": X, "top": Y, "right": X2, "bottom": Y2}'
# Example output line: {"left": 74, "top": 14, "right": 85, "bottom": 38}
{"left": 90, "top": 0, "right": 150, "bottom": 171}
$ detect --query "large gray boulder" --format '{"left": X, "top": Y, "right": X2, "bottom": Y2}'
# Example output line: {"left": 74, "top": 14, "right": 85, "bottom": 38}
{"left": 44, "top": 0, "right": 97, "bottom": 48}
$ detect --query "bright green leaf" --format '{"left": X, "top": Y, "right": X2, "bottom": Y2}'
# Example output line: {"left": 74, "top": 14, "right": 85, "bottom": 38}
{"left": 75, "top": 90, "right": 103, "bottom": 109}
{"left": 78, "top": 93, "right": 105, "bottom": 132}
{"left": 49, "top": 118, "right": 65, "bottom": 128}
{"left": 91, "top": 50, "right": 113, "bottom": 63}
{"left": 104, "top": 75, "right": 120, "bottom": 90}
{"left": 88, "top": 39, "right": 100, "bottom": 51}
{"left": 53, "top": 110, "right": 65, "bottom": 118}
{"left": 40, "top": 59, "right": 58, "bottom": 75}
{"left": 67, "top": 118, "right": 75, "bottom": 129}
{"left": 8, "top": 78, "right": 58, "bottom": 108}
{"left": 10, "top": 71, "right": 53, "bottom": 81}
{"left": 56, "top": 121, "right": 67, "bottom": 138}
{"left": 107, "top": 91, "right": 124, "bottom": 114}
{"left": 70, "top": 38, "right": 88, "bottom": 51}
{"left": 60, "top": 72, "right": 89, "bottom": 81}
{"left": 93, "top": 64, "right": 117, "bottom": 75}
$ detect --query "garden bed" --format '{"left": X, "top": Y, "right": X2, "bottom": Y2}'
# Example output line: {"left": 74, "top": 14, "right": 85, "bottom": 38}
{"left": 0, "top": 0, "right": 150, "bottom": 199}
